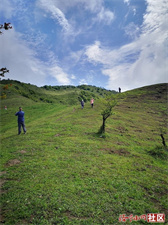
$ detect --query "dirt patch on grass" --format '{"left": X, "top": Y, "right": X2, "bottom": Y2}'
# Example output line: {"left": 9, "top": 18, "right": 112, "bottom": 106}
{"left": 64, "top": 210, "right": 89, "bottom": 221}
{"left": 116, "top": 126, "right": 128, "bottom": 134}
{"left": 101, "top": 148, "right": 130, "bottom": 156}
{"left": 0, "top": 208, "right": 5, "bottom": 224}
{"left": 19, "top": 150, "right": 27, "bottom": 154}
{"left": 0, "top": 172, "right": 7, "bottom": 194}
{"left": 6, "top": 159, "right": 21, "bottom": 167}
{"left": 0, "top": 171, "right": 6, "bottom": 176}
{"left": 114, "top": 149, "right": 130, "bottom": 156}
{"left": 0, "top": 179, "right": 6, "bottom": 189}
{"left": 116, "top": 141, "right": 129, "bottom": 146}
{"left": 0, "top": 179, "right": 8, "bottom": 194}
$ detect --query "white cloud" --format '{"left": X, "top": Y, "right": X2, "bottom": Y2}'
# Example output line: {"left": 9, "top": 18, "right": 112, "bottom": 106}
{"left": 0, "top": 28, "right": 72, "bottom": 86}
{"left": 49, "top": 65, "right": 71, "bottom": 85}
{"left": 96, "top": 7, "right": 114, "bottom": 25}
{"left": 69, "top": 50, "right": 84, "bottom": 65}
{"left": 124, "top": 22, "right": 140, "bottom": 39}
{"left": 85, "top": 0, "right": 168, "bottom": 91}
{"left": 48, "top": 0, "right": 103, "bottom": 14}
{"left": 85, "top": 41, "right": 140, "bottom": 67}
{"left": 81, "top": 0, "right": 103, "bottom": 13}
{"left": 142, "top": 0, "right": 168, "bottom": 34}
{"left": 71, "top": 74, "right": 76, "bottom": 80}
{"left": 38, "top": 0, "right": 72, "bottom": 34}
{"left": 79, "top": 78, "right": 88, "bottom": 85}
{"left": 0, "top": 0, "right": 13, "bottom": 18}
{"left": 37, "top": 0, "right": 114, "bottom": 36}
{"left": 132, "top": 7, "right": 136, "bottom": 16}
{"left": 0, "top": 29, "right": 47, "bottom": 86}
{"left": 123, "top": 0, "right": 130, "bottom": 6}
{"left": 85, "top": 41, "right": 103, "bottom": 65}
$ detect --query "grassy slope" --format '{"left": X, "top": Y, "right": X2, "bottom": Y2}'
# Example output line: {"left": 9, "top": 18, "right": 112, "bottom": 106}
{"left": 0, "top": 80, "right": 116, "bottom": 106}
{"left": 0, "top": 83, "right": 168, "bottom": 225}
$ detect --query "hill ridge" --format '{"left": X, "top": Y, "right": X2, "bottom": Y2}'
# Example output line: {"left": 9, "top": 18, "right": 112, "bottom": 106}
{"left": 0, "top": 79, "right": 117, "bottom": 105}
{"left": 1, "top": 79, "right": 167, "bottom": 104}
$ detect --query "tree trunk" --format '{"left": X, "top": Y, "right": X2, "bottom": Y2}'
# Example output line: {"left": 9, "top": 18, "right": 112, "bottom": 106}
{"left": 102, "top": 117, "right": 106, "bottom": 133}
{"left": 160, "top": 133, "right": 166, "bottom": 148}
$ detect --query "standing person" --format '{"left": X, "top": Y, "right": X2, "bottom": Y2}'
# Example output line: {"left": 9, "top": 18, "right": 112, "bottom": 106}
{"left": 119, "top": 87, "right": 121, "bottom": 93}
{"left": 90, "top": 98, "right": 94, "bottom": 108}
{"left": 15, "top": 107, "right": 26, "bottom": 135}
{"left": 81, "top": 99, "right": 84, "bottom": 109}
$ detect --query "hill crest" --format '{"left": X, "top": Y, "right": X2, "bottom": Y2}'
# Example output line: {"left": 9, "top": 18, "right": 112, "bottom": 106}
{"left": 0, "top": 79, "right": 167, "bottom": 111}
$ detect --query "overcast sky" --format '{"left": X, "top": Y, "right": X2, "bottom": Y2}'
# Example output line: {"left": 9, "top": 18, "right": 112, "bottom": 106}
{"left": 0, "top": 0, "right": 168, "bottom": 91}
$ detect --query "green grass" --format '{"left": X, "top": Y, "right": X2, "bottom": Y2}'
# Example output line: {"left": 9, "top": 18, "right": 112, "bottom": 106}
{"left": 0, "top": 82, "right": 168, "bottom": 224}
{"left": 0, "top": 80, "right": 116, "bottom": 106}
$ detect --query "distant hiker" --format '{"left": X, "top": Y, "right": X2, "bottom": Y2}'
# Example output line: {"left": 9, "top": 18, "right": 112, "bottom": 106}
{"left": 4, "top": 106, "right": 7, "bottom": 110}
{"left": 81, "top": 99, "right": 84, "bottom": 109}
{"left": 15, "top": 107, "right": 26, "bottom": 135}
{"left": 119, "top": 87, "right": 121, "bottom": 93}
{"left": 90, "top": 98, "right": 94, "bottom": 108}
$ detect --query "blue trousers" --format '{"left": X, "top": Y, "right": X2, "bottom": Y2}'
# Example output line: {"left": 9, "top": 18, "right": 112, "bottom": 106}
{"left": 18, "top": 121, "right": 26, "bottom": 134}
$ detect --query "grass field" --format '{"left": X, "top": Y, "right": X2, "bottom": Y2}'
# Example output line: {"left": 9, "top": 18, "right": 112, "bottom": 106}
{"left": 0, "top": 82, "right": 168, "bottom": 224}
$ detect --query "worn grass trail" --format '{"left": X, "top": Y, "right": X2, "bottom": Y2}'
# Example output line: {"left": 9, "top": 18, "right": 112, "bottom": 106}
{"left": 0, "top": 84, "right": 168, "bottom": 224}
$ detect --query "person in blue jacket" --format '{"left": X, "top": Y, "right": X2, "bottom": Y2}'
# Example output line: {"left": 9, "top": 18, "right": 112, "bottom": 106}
{"left": 15, "top": 107, "right": 26, "bottom": 135}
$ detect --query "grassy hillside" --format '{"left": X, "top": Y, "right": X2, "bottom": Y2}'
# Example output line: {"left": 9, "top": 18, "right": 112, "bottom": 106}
{"left": 0, "top": 80, "right": 116, "bottom": 106}
{"left": 0, "top": 82, "right": 168, "bottom": 224}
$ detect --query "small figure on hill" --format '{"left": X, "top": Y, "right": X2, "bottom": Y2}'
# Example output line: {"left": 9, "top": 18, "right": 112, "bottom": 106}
{"left": 90, "top": 98, "right": 94, "bottom": 108}
{"left": 15, "top": 107, "right": 26, "bottom": 135}
{"left": 81, "top": 99, "right": 85, "bottom": 109}
{"left": 5, "top": 106, "right": 7, "bottom": 110}
{"left": 119, "top": 87, "right": 121, "bottom": 93}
